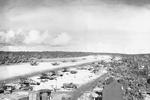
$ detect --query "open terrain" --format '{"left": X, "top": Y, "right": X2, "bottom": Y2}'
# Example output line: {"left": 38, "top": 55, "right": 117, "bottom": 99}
{"left": 1, "top": 52, "right": 150, "bottom": 100}
{"left": 0, "top": 55, "right": 111, "bottom": 81}
{"left": 0, "top": 54, "right": 111, "bottom": 100}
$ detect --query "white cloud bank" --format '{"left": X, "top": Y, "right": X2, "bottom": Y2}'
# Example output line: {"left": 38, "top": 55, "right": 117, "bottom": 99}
{"left": 0, "top": 29, "right": 71, "bottom": 46}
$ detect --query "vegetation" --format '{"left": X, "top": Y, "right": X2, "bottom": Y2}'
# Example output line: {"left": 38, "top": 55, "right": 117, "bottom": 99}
{"left": 107, "top": 55, "right": 150, "bottom": 100}
{"left": 0, "top": 51, "right": 93, "bottom": 65}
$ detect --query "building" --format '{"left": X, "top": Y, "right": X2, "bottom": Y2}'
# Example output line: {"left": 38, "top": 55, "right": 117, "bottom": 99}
{"left": 29, "top": 91, "right": 40, "bottom": 100}
{"left": 29, "top": 89, "right": 52, "bottom": 100}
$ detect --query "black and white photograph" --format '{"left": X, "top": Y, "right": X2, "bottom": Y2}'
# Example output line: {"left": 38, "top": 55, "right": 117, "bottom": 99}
{"left": 0, "top": 0, "right": 150, "bottom": 100}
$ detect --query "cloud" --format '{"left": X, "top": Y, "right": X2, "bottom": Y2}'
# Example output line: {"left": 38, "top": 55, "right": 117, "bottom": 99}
{"left": 23, "top": 30, "right": 49, "bottom": 44}
{"left": 0, "top": 30, "right": 22, "bottom": 44}
{"left": 6, "top": 4, "right": 150, "bottom": 33}
{"left": 51, "top": 32, "right": 71, "bottom": 46}
{"left": 100, "top": 0, "right": 150, "bottom": 7}
{"left": 0, "top": 29, "right": 71, "bottom": 47}
{"left": 1, "top": 1, "right": 150, "bottom": 53}
{"left": 2, "top": 0, "right": 150, "bottom": 11}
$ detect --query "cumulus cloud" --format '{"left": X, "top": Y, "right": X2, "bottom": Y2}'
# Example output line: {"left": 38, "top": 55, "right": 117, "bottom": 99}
{"left": 51, "top": 32, "right": 71, "bottom": 46}
{"left": 0, "top": 30, "right": 23, "bottom": 44}
{"left": 0, "top": 29, "right": 71, "bottom": 47}
{"left": 23, "top": 30, "right": 49, "bottom": 44}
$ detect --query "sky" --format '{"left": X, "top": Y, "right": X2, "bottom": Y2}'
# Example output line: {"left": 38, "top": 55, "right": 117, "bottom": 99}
{"left": 0, "top": 0, "right": 150, "bottom": 54}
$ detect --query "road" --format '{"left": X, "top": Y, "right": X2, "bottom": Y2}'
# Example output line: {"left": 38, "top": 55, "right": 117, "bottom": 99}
{"left": 71, "top": 73, "right": 108, "bottom": 100}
